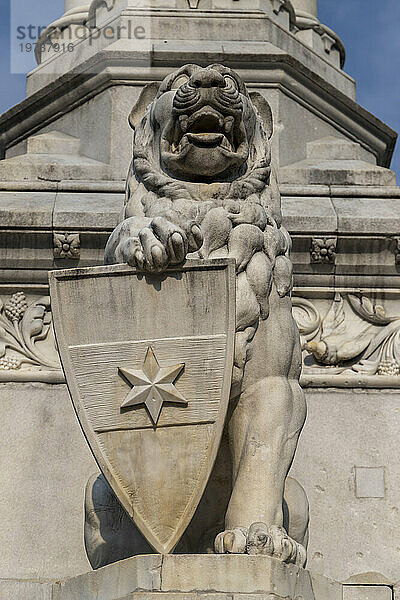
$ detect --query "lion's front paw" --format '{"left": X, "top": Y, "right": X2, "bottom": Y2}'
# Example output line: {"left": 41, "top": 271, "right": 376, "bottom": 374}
{"left": 214, "top": 523, "right": 306, "bottom": 566}
{"left": 119, "top": 216, "right": 202, "bottom": 272}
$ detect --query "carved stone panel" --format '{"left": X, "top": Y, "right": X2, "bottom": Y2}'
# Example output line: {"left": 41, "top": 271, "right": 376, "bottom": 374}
{"left": 0, "top": 291, "right": 60, "bottom": 377}
{"left": 292, "top": 292, "right": 400, "bottom": 386}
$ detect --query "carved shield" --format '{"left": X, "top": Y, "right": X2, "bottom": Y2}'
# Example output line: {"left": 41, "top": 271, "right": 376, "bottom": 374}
{"left": 49, "top": 259, "right": 235, "bottom": 553}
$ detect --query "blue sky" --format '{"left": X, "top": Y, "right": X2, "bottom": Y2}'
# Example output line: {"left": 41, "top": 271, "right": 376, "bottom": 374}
{"left": 0, "top": 0, "right": 399, "bottom": 176}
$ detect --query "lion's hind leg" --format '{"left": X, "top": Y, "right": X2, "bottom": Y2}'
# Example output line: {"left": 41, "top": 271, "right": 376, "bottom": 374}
{"left": 215, "top": 374, "right": 306, "bottom": 565}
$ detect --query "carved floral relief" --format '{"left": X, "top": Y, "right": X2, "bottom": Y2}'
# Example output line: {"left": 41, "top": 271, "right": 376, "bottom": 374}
{"left": 0, "top": 292, "right": 60, "bottom": 372}
{"left": 1, "top": 289, "right": 399, "bottom": 383}
{"left": 293, "top": 293, "right": 400, "bottom": 377}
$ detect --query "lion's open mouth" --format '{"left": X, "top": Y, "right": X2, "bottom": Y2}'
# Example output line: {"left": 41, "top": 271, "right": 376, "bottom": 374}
{"left": 160, "top": 102, "right": 249, "bottom": 179}
{"left": 169, "top": 108, "right": 235, "bottom": 154}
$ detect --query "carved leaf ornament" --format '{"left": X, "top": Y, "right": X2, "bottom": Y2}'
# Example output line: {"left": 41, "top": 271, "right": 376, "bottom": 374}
{"left": 0, "top": 293, "right": 59, "bottom": 371}
{"left": 293, "top": 293, "right": 400, "bottom": 376}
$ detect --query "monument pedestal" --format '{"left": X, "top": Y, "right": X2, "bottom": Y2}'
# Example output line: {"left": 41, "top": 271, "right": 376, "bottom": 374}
{"left": 1, "top": 554, "right": 342, "bottom": 600}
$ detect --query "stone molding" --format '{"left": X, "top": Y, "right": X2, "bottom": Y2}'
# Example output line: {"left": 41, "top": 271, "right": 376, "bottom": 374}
{"left": 35, "top": 4, "right": 91, "bottom": 64}
{"left": 1, "top": 186, "right": 400, "bottom": 288}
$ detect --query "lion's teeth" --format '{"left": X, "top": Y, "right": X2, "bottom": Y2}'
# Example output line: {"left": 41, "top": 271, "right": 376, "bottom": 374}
{"left": 224, "top": 116, "right": 234, "bottom": 134}
{"left": 221, "top": 137, "right": 233, "bottom": 151}
{"left": 179, "top": 115, "right": 188, "bottom": 132}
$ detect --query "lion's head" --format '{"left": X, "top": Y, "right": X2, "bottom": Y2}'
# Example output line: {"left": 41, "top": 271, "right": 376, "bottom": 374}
{"left": 149, "top": 64, "right": 259, "bottom": 181}
{"left": 126, "top": 64, "right": 280, "bottom": 225}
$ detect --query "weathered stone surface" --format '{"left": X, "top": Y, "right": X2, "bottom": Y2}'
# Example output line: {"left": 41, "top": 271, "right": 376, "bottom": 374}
{"left": 310, "top": 572, "right": 343, "bottom": 600}
{"left": 331, "top": 197, "right": 400, "bottom": 234}
{"left": 27, "top": 131, "right": 81, "bottom": 156}
{"left": 0, "top": 383, "right": 96, "bottom": 580}
{"left": 53, "top": 192, "right": 123, "bottom": 230}
{"left": 280, "top": 137, "right": 396, "bottom": 187}
{"left": 161, "top": 555, "right": 313, "bottom": 596}
{"left": 0, "top": 554, "right": 328, "bottom": 600}
{"left": 0, "top": 130, "right": 111, "bottom": 182}
{"left": 343, "top": 586, "right": 393, "bottom": 600}
{"left": 290, "top": 387, "right": 400, "bottom": 583}
{"left": 0, "top": 191, "right": 55, "bottom": 228}
{"left": 0, "top": 579, "right": 53, "bottom": 600}
{"left": 281, "top": 197, "right": 337, "bottom": 233}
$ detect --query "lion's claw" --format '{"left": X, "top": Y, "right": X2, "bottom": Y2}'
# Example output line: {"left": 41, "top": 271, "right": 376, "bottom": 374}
{"left": 215, "top": 527, "right": 247, "bottom": 554}
{"left": 138, "top": 227, "right": 169, "bottom": 272}
{"left": 246, "top": 522, "right": 274, "bottom": 556}
{"left": 214, "top": 522, "right": 306, "bottom": 567}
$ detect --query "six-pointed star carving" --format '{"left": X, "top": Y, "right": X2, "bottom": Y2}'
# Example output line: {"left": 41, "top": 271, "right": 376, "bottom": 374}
{"left": 118, "top": 346, "right": 187, "bottom": 424}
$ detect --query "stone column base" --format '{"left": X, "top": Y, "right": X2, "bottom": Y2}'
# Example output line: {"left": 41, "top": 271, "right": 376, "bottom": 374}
{"left": 1, "top": 554, "right": 343, "bottom": 600}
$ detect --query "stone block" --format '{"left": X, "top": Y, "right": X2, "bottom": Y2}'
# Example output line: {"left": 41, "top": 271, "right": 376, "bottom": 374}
{"left": 0, "top": 192, "right": 55, "bottom": 228}
{"left": 355, "top": 467, "right": 386, "bottom": 499}
{"left": 281, "top": 197, "right": 337, "bottom": 233}
{"left": 53, "top": 192, "right": 123, "bottom": 230}
{"left": 290, "top": 388, "right": 400, "bottom": 583}
{"left": 161, "top": 555, "right": 314, "bottom": 597}
{"left": 0, "top": 152, "right": 111, "bottom": 183}
{"left": 0, "top": 383, "right": 96, "bottom": 580}
{"left": 310, "top": 572, "right": 343, "bottom": 600}
{"left": 27, "top": 131, "right": 81, "bottom": 156}
{"left": 28, "top": 554, "right": 322, "bottom": 600}
{"left": 332, "top": 198, "right": 400, "bottom": 235}
{"left": 279, "top": 161, "right": 396, "bottom": 187}
{"left": 306, "top": 137, "right": 373, "bottom": 163}
{"left": 343, "top": 586, "right": 392, "bottom": 600}
{"left": 53, "top": 555, "right": 162, "bottom": 600}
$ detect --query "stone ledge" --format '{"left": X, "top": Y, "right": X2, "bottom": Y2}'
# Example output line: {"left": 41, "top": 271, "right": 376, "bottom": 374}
{"left": 0, "top": 555, "right": 345, "bottom": 600}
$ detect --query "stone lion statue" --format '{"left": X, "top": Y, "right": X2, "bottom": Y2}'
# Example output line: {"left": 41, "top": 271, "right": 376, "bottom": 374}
{"left": 103, "top": 64, "right": 308, "bottom": 566}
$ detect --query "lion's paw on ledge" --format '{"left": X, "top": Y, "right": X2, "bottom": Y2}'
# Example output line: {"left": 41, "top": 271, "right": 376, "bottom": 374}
{"left": 214, "top": 522, "right": 306, "bottom": 566}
